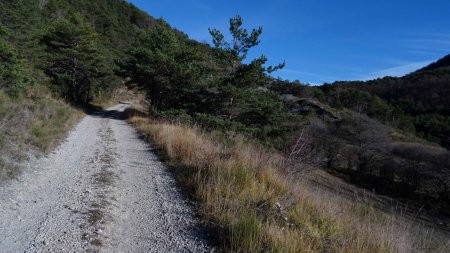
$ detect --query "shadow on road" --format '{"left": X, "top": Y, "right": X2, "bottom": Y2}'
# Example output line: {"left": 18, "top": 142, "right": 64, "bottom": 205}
{"left": 84, "top": 104, "right": 127, "bottom": 120}
{"left": 84, "top": 103, "right": 147, "bottom": 120}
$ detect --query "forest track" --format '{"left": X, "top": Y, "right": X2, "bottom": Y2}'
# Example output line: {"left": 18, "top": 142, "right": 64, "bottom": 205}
{"left": 0, "top": 104, "right": 213, "bottom": 253}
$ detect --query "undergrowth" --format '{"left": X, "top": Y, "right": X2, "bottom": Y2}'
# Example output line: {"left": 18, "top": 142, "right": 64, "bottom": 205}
{"left": 0, "top": 90, "right": 81, "bottom": 180}
{"left": 129, "top": 114, "right": 450, "bottom": 253}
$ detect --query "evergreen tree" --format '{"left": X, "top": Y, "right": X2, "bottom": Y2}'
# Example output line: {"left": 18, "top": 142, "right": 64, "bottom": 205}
{"left": 208, "top": 15, "right": 285, "bottom": 87}
{"left": 41, "top": 14, "right": 109, "bottom": 104}
{"left": 118, "top": 24, "right": 208, "bottom": 110}
{"left": 0, "top": 23, "right": 34, "bottom": 97}
{"left": 208, "top": 16, "right": 289, "bottom": 123}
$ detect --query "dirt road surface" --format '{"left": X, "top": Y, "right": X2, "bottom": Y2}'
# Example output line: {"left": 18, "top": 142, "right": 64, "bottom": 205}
{"left": 0, "top": 104, "right": 213, "bottom": 253}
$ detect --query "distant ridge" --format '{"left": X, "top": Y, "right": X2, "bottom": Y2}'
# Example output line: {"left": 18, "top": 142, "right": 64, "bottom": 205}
{"left": 333, "top": 54, "right": 450, "bottom": 148}
{"left": 415, "top": 54, "right": 450, "bottom": 73}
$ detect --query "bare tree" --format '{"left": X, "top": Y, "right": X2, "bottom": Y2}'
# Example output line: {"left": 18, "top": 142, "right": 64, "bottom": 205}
{"left": 310, "top": 120, "right": 343, "bottom": 169}
{"left": 343, "top": 113, "right": 390, "bottom": 175}
{"left": 285, "top": 128, "right": 315, "bottom": 174}
{"left": 392, "top": 143, "right": 450, "bottom": 194}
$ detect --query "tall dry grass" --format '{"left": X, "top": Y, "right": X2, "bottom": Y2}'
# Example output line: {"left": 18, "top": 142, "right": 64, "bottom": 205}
{"left": 129, "top": 115, "right": 449, "bottom": 253}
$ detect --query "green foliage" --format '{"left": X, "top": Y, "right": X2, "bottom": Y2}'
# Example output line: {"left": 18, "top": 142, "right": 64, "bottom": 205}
{"left": 209, "top": 15, "right": 285, "bottom": 88}
{"left": 0, "top": 0, "right": 152, "bottom": 104}
{"left": 223, "top": 87, "right": 290, "bottom": 127}
{"left": 117, "top": 16, "right": 296, "bottom": 146}
{"left": 230, "top": 211, "right": 263, "bottom": 252}
{"left": 332, "top": 57, "right": 450, "bottom": 148}
{"left": 414, "top": 114, "right": 450, "bottom": 146}
{"left": 194, "top": 113, "right": 258, "bottom": 135}
{"left": 118, "top": 24, "right": 209, "bottom": 110}
{"left": 270, "top": 79, "right": 302, "bottom": 93}
{"left": 320, "top": 87, "right": 418, "bottom": 132}
{"left": 367, "top": 96, "right": 390, "bottom": 118}
{"left": 0, "top": 23, "right": 34, "bottom": 97}
{"left": 2, "top": 0, "right": 297, "bottom": 147}
{"left": 209, "top": 15, "right": 262, "bottom": 62}
{"left": 312, "top": 88, "right": 325, "bottom": 102}
{"left": 206, "top": 16, "right": 293, "bottom": 142}
{"left": 41, "top": 14, "right": 111, "bottom": 104}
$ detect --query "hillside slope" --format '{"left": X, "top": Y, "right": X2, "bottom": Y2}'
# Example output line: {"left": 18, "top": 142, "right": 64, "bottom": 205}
{"left": 270, "top": 58, "right": 450, "bottom": 221}
{"left": 0, "top": 0, "right": 158, "bottom": 58}
{"left": 333, "top": 55, "right": 450, "bottom": 148}
{"left": 1, "top": 0, "right": 450, "bottom": 252}
{"left": 0, "top": 0, "right": 182, "bottom": 178}
{"left": 416, "top": 54, "right": 450, "bottom": 73}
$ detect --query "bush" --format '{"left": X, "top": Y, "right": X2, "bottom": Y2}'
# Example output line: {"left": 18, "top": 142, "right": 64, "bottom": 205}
{"left": 194, "top": 113, "right": 255, "bottom": 134}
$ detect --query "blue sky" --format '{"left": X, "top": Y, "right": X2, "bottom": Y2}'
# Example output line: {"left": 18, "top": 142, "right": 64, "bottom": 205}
{"left": 128, "top": 0, "right": 450, "bottom": 84}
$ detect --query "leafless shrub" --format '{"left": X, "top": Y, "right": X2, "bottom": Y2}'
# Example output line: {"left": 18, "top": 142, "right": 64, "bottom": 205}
{"left": 285, "top": 128, "right": 316, "bottom": 174}
{"left": 392, "top": 142, "right": 450, "bottom": 204}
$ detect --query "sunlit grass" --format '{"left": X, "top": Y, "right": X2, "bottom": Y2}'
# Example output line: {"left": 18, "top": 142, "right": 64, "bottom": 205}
{"left": 129, "top": 115, "right": 450, "bottom": 253}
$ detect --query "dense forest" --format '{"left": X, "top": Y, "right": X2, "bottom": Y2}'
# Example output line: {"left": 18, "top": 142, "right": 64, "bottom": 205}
{"left": 1, "top": 0, "right": 297, "bottom": 146}
{"left": 0, "top": 0, "right": 164, "bottom": 178}
{"left": 333, "top": 55, "right": 450, "bottom": 149}
{"left": 0, "top": 0, "right": 160, "bottom": 101}
{"left": 1, "top": 0, "right": 449, "bottom": 245}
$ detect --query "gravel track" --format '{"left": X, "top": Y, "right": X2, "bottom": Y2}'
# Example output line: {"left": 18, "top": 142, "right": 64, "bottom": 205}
{"left": 0, "top": 104, "right": 213, "bottom": 253}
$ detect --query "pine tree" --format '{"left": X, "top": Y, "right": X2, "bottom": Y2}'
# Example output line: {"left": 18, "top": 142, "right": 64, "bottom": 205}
{"left": 41, "top": 14, "right": 109, "bottom": 104}
{"left": 0, "top": 23, "right": 34, "bottom": 97}
{"left": 118, "top": 24, "right": 207, "bottom": 110}
{"left": 208, "top": 15, "right": 285, "bottom": 88}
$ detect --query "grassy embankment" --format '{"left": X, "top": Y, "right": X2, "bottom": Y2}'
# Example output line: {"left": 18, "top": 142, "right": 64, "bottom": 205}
{"left": 0, "top": 90, "right": 82, "bottom": 179}
{"left": 128, "top": 112, "right": 449, "bottom": 253}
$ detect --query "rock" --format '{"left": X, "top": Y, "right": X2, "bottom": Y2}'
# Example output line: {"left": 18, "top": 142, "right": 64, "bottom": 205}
{"left": 275, "top": 202, "right": 282, "bottom": 211}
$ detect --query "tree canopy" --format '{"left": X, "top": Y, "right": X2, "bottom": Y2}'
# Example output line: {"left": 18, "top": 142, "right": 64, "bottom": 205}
{"left": 41, "top": 14, "right": 111, "bottom": 104}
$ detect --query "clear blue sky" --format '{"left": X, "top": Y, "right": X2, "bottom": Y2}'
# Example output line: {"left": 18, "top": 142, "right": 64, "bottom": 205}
{"left": 128, "top": 0, "right": 450, "bottom": 84}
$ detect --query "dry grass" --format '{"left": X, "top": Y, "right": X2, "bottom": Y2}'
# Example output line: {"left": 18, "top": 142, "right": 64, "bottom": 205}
{"left": 129, "top": 115, "right": 450, "bottom": 253}
{"left": 0, "top": 90, "right": 82, "bottom": 180}
{"left": 92, "top": 87, "right": 146, "bottom": 109}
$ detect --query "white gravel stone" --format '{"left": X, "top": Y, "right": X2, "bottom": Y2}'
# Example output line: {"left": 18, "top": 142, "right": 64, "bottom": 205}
{"left": 0, "top": 104, "right": 214, "bottom": 253}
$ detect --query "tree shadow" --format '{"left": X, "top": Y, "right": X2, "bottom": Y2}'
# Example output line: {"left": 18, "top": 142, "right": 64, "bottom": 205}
{"left": 84, "top": 104, "right": 127, "bottom": 120}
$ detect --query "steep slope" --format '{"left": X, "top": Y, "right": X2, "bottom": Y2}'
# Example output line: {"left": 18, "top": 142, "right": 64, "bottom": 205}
{"left": 333, "top": 54, "right": 450, "bottom": 148}
{"left": 416, "top": 54, "right": 450, "bottom": 73}
{"left": 1, "top": 1, "right": 449, "bottom": 251}
{"left": 269, "top": 58, "right": 450, "bottom": 220}
{"left": 0, "top": 21, "right": 82, "bottom": 179}
{"left": 0, "top": 0, "right": 158, "bottom": 57}
{"left": 0, "top": 0, "right": 189, "bottom": 178}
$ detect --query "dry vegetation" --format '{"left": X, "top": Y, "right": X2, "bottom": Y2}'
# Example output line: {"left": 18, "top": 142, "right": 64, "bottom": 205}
{"left": 92, "top": 87, "right": 146, "bottom": 109}
{"left": 129, "top": 114, "right": 450, "bottom": 253}
{"left": 0, "top": 90, "right": 82, "bottom": 180}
